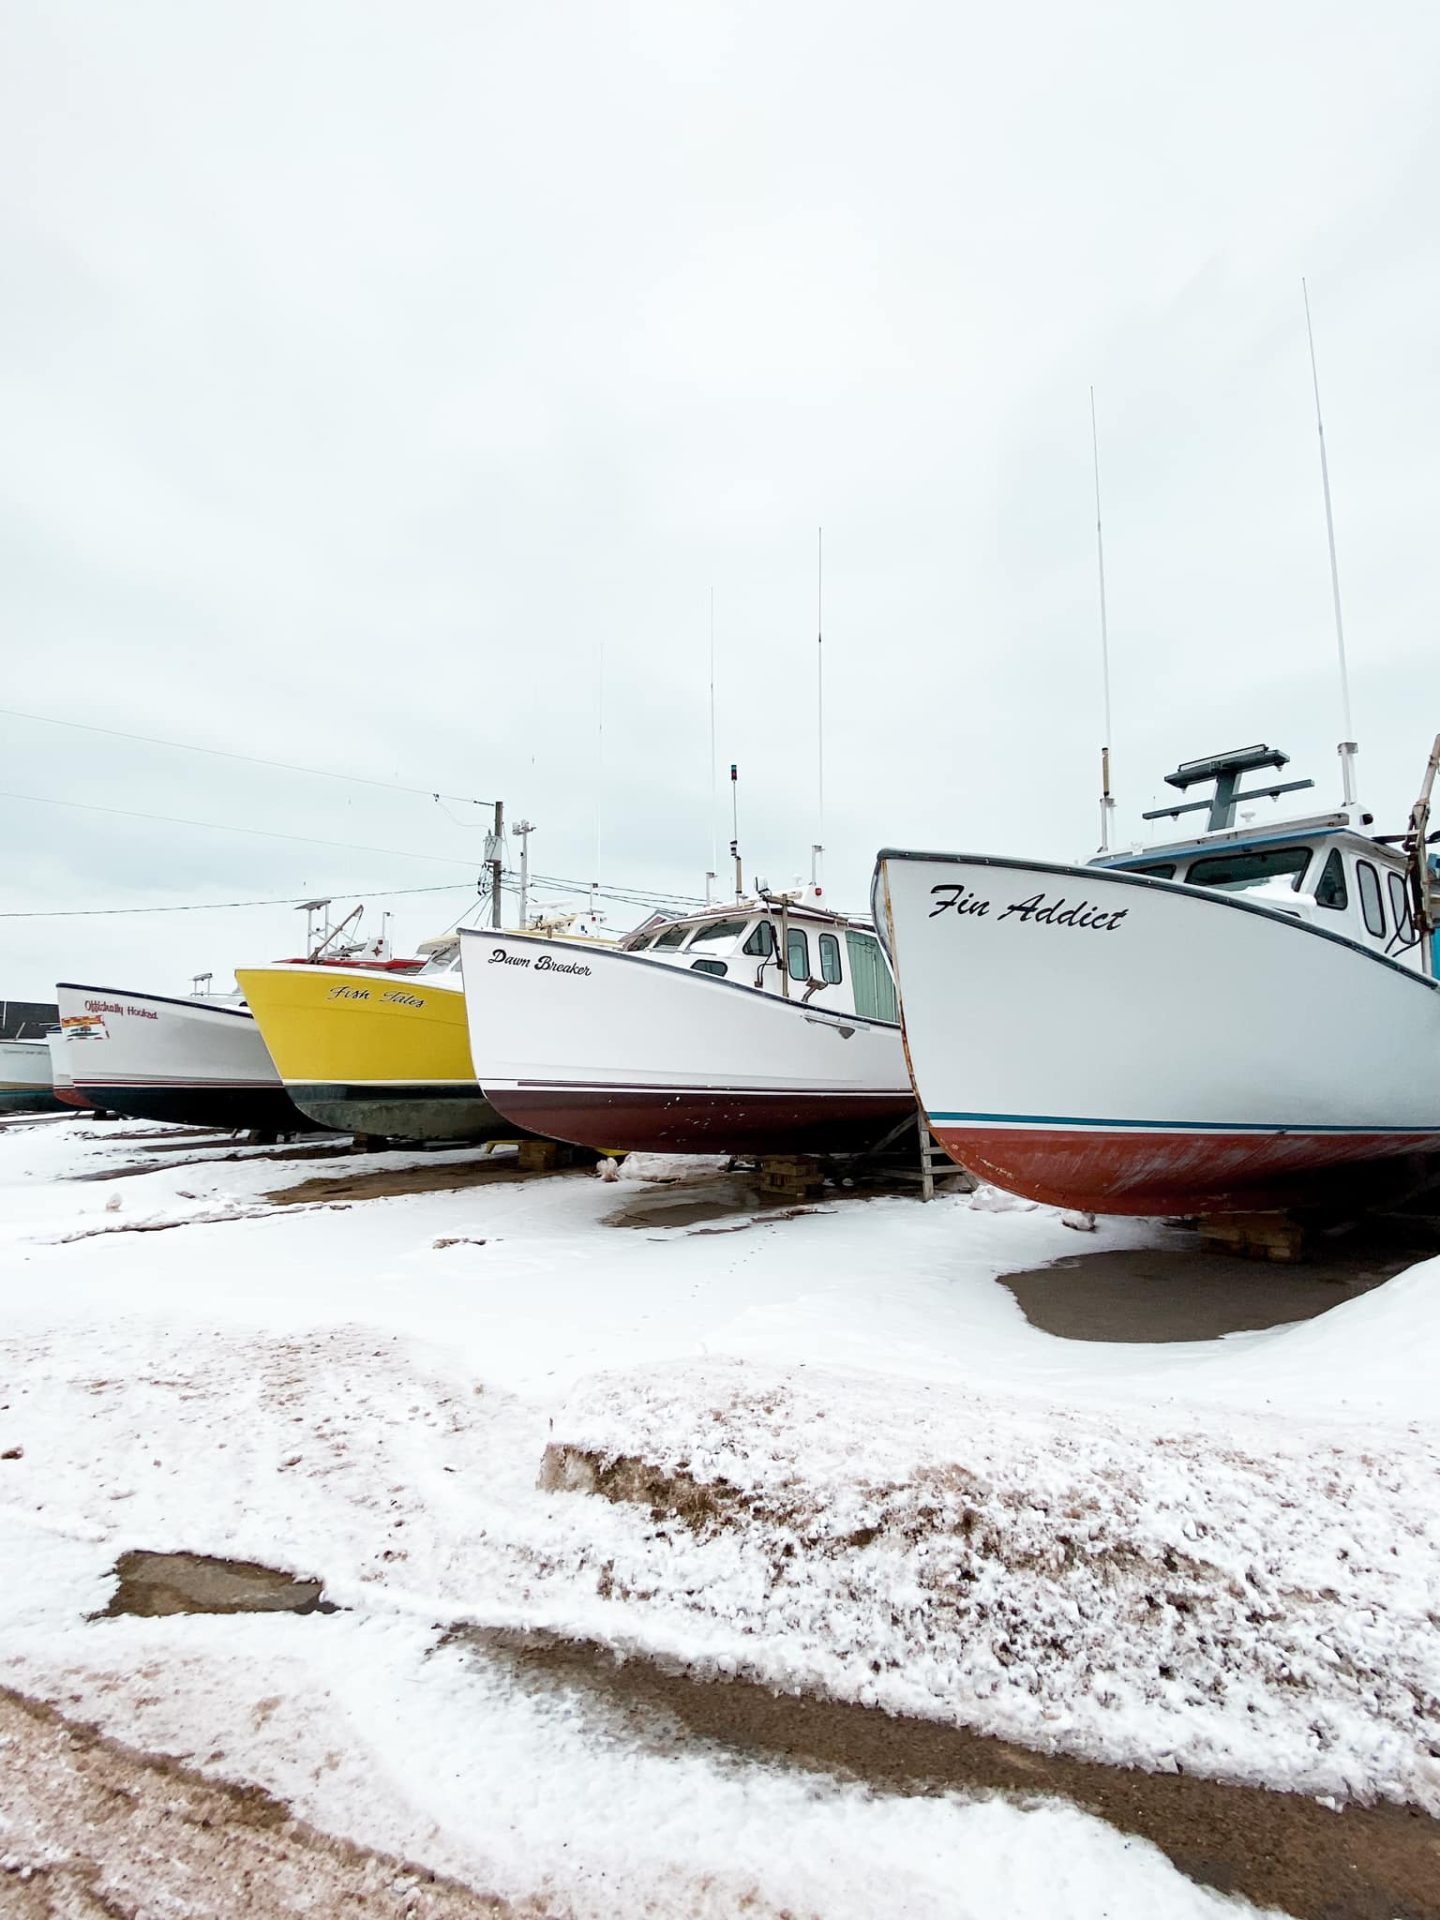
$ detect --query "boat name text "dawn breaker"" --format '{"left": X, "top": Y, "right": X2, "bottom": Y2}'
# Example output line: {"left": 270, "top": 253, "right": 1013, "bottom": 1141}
{"left": 84, "top": 999, "right": 158, "bottom": 1019}
{"left": 928, "top": 885, "right": 1128, "bottom": 932}
{"left": 488, "top": 948, "right": 593, "bottom": 976}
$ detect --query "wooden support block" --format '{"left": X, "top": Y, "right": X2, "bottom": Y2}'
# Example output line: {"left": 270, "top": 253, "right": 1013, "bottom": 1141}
{"left": 1199, "top": 1212, "right": 1309, "bottom": 1264}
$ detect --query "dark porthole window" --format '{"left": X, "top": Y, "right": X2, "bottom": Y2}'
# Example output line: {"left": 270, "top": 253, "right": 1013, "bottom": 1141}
{"left": 1356, "top": 860, "right": 1386, "bottom": 938}
{"left": 690, "top": 958, "right": 728, "bottom": 977}
{"left": 818, "top": 932, "right": 843, "bottom": 984}
{"left": 1314, "top": 848, "right": 1348, "bottom": 911}
{"left": 786, "top": 928, "right": 810, "bottom": 981}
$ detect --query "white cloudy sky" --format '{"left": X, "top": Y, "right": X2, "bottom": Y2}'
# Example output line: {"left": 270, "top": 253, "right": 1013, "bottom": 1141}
{"left": 3, "top": 0, "right": 1438, "bottom": 997}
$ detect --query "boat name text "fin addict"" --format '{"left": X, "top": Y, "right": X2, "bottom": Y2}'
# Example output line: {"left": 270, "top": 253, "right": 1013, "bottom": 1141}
{"left": 928, "top": 884, "right": 1127, "bottom": 931}
{"left": 488, "top": 948, "right": 593, "bottom": 976}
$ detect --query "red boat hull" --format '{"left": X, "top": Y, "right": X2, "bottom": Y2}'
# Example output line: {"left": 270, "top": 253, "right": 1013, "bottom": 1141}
{"left": 486, "top": 1084, "right": 918, "bottom": 1157}
{"left": 932, "top": 1122, "right": 1440, "bottom": 1216}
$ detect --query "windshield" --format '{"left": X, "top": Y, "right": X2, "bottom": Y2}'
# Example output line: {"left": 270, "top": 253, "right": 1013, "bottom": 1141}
{"left": 685, "top": 917, "right": 748, "bottom": 950}
{"left": 1184, "top": 846, "right": 1312, "bottom": 894}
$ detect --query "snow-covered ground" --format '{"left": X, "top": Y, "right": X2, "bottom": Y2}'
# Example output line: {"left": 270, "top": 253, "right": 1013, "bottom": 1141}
{"left": 2, "top": 1113, "right": 1437, "bottom": 1916}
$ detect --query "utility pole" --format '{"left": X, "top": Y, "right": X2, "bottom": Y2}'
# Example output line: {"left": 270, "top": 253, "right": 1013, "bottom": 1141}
{"left": 489, "top": 800, "right": 505, "bottom": 929}
{"left": 515, "top": 819, "right": 534, "bottom": 928}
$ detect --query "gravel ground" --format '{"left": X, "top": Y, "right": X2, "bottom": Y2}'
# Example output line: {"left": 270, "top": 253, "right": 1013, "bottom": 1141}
{"left": 0, "top": 1688, "right": 537, "bottom": 1920}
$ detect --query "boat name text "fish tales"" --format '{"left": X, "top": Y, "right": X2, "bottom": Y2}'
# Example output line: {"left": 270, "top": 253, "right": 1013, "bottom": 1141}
{"left": 928, "top": 885, "right": 1127, "bottom": 932}
{"left": 487, "top": 948, "right": 592, "bottom": 976}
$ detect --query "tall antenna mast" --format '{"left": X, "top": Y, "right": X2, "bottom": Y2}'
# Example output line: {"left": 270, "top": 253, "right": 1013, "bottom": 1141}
{"left": 815, "top": 526, "right": 824, "bottom": 884}
{"left": 729, "top": 762, "right": 742, "bottom": 901}
{"left": 593, "top": 636, "right": 605, "bottom": 914}
{"left": 1303, "top": 278, "right": 1359, "bottom": 811}
{"left": 708, "top": 587, "right": 717, "bottom": 901}
{"left": 1090, "top": 388, "right": 1116, "bottom": 852}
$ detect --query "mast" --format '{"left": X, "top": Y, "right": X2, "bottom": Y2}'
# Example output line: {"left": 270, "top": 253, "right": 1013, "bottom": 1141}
{"left": 729, "top": 762, "right": 742, "bottom": 901}
{"left": 708, "top": 586, "right": 717, "bottom": 902}
{"left": 1303, "top": 279, "right": 1359, "bottom": 811}
{"left": 1090, "top": 388, "right": 1116, "bottom": 852}
{"left": 815, "top": 526, "right": 824, "bottom": 884}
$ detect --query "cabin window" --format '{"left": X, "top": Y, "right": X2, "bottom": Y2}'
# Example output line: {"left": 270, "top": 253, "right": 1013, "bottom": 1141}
{"left": 1185, "top": 846, "right": 1312, "bottom": 894}
{"left": 786, "top": 928, "right": 810, "bottom": 981}
{"left": 652, "top": 925, "right": 691, "bottom": 949}
{"left": 687, "top": 917, "right": 747, "bottom": 950}
{"left": 1356, "top": 860, "right": 1386, "bottom": 938}
{"left": 844, "top": 930, "right": 900, "bottom": 1022}
{"left": 743, "top": 921, "right": 776, "bottom": 956}
{"left": 1131, "top": 862, "right": 1177, "bottom": 879}
{"left": 818, "top": 932, "right": 843, "bottom": 983}
{"left": 690, "top": 958, "right": 728, "bottom": 977}
{"left": 1388, "top": 871, "right": 1415, "bottom": 943}
{"left": 1314, "top": 848, "right": 1348, "bottom": 911}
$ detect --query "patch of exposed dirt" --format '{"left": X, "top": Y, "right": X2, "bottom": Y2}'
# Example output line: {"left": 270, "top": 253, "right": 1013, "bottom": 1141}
{"left": 72, "top": 1143, "right": 355, "bottom": 1182}
{"left": 0, "top": 1687, "right": 531, "bottom": 1917}
{"left": 462, "top": 1628, "right": 1440, "bottom": 1920}
{"left": 264, "top": 1157, "right": 541, "bottom": 1207}
{"left": 98, "top": 1550, "right": 335, "bottom": 1618}
{"left": 999, "top": 1240, "right": 1418, "bottom": 1343}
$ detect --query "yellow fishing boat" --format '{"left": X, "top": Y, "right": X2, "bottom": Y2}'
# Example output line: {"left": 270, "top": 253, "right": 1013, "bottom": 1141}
{"left": 236, "top": 938, "right": 516, "bottom": 1142}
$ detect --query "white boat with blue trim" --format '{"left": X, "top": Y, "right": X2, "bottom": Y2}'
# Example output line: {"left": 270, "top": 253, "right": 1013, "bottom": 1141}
{"left": 874, "top": 742, "right": 1440, "bottom": 1216}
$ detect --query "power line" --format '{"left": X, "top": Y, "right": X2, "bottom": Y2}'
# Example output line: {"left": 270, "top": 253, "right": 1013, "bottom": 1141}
{"left": 0, "top": 882, "right": 478, "bottom": 921}
{"left": 0, "top": 788, "right": 488, "bottom": 869}
{"left": 0, "top": 705, "right": 496, "bottom": 809}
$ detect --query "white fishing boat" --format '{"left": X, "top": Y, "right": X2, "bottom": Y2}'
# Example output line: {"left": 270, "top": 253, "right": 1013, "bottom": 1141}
{"left": 874, "top": 742, "right": 1440, "bottom": 1217}
{"left": 458, "top": 885, "right": 915, "bottom": 1155}
{"left": 52, "top": 983, "right": 315, "bottom": 1132}
{"left": 0, "top": 1036, "right": 62, "bottom": 1114}
{"left": 47, "top": 1027, "right": 92, "bottom": 1110}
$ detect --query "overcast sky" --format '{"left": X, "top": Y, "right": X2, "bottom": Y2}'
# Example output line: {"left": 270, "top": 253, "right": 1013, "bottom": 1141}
{"left": 3, "top": 1, "right": 1438, "bottom": 998}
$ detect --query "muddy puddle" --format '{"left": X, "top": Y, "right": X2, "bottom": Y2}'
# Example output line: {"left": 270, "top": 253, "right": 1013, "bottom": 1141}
{"left": 263, "top": 1154, "right": 535, "bottom": 1207}
{"left": 100, "top": 1551, "right": 333, "bottom": 1618}
{"left": 999, "top": 1237, "right": 1423, "bottom": 1343}
{"left": 605, "top": 1173, "right": 762, "bottom": 1230}
{"left": 458, "top": 1627, "right": 1440, "bottom": 1920}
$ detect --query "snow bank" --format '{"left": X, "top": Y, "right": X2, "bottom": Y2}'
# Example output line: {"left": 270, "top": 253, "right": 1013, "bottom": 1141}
{"left": 542, "top": 1358, "right": 1440, "bottom": 1812}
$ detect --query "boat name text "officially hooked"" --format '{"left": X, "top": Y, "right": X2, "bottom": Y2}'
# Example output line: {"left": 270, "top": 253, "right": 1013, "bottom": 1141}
{"left": 487, "top": 948, "right": 593, "bottom": 976}
{"left": 928, "top": 885, "right": 1128, "bottom": 932}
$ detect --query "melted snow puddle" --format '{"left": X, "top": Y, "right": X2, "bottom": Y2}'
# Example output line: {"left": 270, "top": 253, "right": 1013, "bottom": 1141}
{"left": 99, "top": 1551, "right": 335, "bottom": 1619}
{"left": 998, "top": 1241, "right": 1413, "bottom": 1342}
{"left": 456, "top": 1627, "right": 1440, "bottom": 1920}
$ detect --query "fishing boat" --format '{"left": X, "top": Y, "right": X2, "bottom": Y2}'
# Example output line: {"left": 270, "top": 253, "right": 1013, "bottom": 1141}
{"left": 47, "top": 1026, "right": 93, "bottom": 1110}
{"left": 237, "top": 936, "right": 509, "bottom": 1142}
{"left": 0, "top": 1036, "right": 63, "bottom": 1114}
{"left": 52, "top": 983, "right": 317, "bottom": 1132}
{"left": 55, "top": 902, "right": 421, "bottom": 1134}
{"left": 874, "top": 741, "right": 1440, "bottom": 1217}
{"left": 458, "top": 885, "right": 915, "bottom": 1154}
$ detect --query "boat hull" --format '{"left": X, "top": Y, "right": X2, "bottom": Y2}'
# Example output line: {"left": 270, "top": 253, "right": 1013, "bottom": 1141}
{"left": 54, "top": 985, "right": 318, "bottom": 1133}
{"left": 0, "top": 1038, "right": 62, "bottom": 1114}
{"left": 458, "top": 928, "right": 915, "bottom": 1155}
{"left": 235, "top": 963, "right": 517, "bottom": 1143}
{"left": 875, "top": 851, "right": 1440, "bottom": 1215}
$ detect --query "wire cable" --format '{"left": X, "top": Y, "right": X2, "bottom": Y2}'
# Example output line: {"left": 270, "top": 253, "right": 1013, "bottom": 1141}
{"left": 0, "top": 882, "right": 479, "bottom": 920}
{"left": 0, "top": 788, "right": 488, "bottom": 869}
{"left": 0, "top": 705, "right": 495, "bottom": 808}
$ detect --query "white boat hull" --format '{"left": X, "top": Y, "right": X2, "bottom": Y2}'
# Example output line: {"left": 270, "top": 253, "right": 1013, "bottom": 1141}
{"left": 458, "top": 928, "right": 915, "bottom": 1154}
{"left": 0, "top": 1038, "right": 61, "bottom": 1114}
{"left": 875, "top": 851, "right": 1440, "bottom": 1215}
{"left": 54, "top": 984, "right": 317, "bottom": 1132}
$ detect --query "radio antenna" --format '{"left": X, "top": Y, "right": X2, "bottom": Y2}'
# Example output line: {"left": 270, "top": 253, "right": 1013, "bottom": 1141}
{"left": 1090, "top": 388, "right": 1116, "bottom": 852}
{"left": 815, "top": 526, "right": 824, "bottom": 885}
{"left": 1303, "top": 278, "right": 1359, "bottom": 811}
{"left": 707, "top": 587, "right": 717, "bottom": 901}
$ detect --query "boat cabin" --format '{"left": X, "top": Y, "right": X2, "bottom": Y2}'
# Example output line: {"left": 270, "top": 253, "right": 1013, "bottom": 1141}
{"left": 1095, "top": 745, "right": 1434, "bottom": 976}
{"left": 620, "top": 886, "right": 901, "bottom": 1022}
